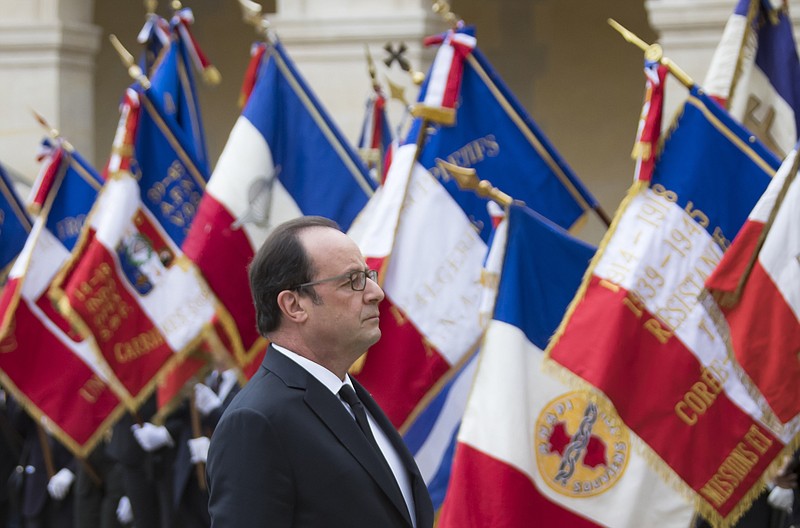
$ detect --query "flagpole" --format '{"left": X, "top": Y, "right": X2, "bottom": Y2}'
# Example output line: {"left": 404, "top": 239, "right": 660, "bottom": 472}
{"left": 109, "top": 34, "right": 152, "bottom": 89}
{"left": 607, "top": 19, "right": 694, "bottom": 89}
{"left": 31, "top": 110, "right": 75, "bottom": 153}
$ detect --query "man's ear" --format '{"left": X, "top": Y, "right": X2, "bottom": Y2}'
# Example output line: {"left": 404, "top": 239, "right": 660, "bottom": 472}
{"left": 276, "top": 290, "right": 308, "bottom": 324}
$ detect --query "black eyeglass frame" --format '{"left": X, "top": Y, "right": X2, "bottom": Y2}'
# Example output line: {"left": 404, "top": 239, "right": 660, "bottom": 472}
{"left": 292, "top": 269, "right": 379, "bottom": 292}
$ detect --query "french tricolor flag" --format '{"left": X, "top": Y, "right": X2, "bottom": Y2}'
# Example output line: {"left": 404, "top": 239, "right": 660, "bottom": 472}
{"left": 350, "top": 143, "right": 490, "bottom": 428}
{"left": 704, "top": 0, "right": 800, "bottom": 157}
{"left": 0, "top": 142, "right": 124, "bottom": 457}
{"left": 183, "top": 38, "right": 375, "bottom": 373}
{"left": 547, "top": 84, "right": 785, "bottom": 524}
{"left": 706, "top": 144, "right": 800, "bottom": 425}
{"left": 439, "top": 204, "right": 694, "bottom": 528}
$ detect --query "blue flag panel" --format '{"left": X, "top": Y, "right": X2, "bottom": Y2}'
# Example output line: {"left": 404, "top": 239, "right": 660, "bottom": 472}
{"left": 409, "top": 30, "right": 599, "bottom": 241}
{"left": 43, "top": 143, "right": 103, "bottom": 252}
{"left": 651, "top": 88, "right": 779, "bottom": 246}
{"left": 0, "top": 163, "right": 31, "bottom": 274}
{"left": 242, "top": 40, "right": 376, "bottom": 232}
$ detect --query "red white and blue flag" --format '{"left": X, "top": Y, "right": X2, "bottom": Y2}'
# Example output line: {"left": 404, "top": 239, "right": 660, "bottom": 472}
{"left": 705, "top": 143, "right": 800, "bottom": 426}
{"left": 183, "top": 38, "right": 375, "bottom": 375}
{"left": 704, "top": 0, "right": 800, "bottom": 157}
{"left": 398, "top": 202, "right": 506, "bottom": 509}
{"left": 137, "top": 11, "right": 170, "bottom": 74}
{"left": 128, "top": 9, "right": 214, "bottom": 248}
{"left": 407, "top": 26, "right": 602, "bottom": 239}
{"left": 0, "top": 140, "right": 125, "bottom": 457}
{"left": 547, "top": 71, "right": 787, "bottom": 524}
{"left": 350, "top": 143, "right": 491, "bottom": 430}
{"left": 50, "top": 88, "right": 217, "bottom": 409}
{"left": 352, "top": 26, "right": 603, "bottom": 508}
{"left": 439, "top": 203, "right": 694, "bottom": 527}
{"left": 357, "top": 85, "right": 393, "bottom": 184}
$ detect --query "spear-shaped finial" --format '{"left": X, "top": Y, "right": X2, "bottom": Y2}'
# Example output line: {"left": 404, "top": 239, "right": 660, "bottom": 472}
{"left": 238, "top": 0, "right": 272, "bottom": 39}
{"left": 432, "top": 0, "right": 460, "bottom": 29}
{"left": 30, "top": 109, "right": 77, "bottom": 152}
{"left": 31, "top": 110, "right": 60, "bottom": 140}
{"left": 607, "top": 19, "right": 694, "bottom": 88}
{"left": 435, "top": 159, "right": 514, "bottom": 207}
{"left": 109, "top": 34, "right": 152, "bottom": 89}
{"left": 365, "top": 44, "right": 379, "bottom": 88}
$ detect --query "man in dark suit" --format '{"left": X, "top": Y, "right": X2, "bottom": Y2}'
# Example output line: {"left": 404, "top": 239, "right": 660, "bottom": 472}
{"left": 207, "top": 216, "right": 434, "bottom": 528}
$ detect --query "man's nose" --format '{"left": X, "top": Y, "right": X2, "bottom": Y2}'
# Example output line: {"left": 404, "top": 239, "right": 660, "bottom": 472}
{"left": 363, "top": 274, "right": 384, "bottom": 303}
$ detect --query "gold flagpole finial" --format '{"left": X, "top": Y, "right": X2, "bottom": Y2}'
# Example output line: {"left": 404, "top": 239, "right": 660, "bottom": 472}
{"left": 30, "top": 110, "right": 60, "bottom": 139}
{"left": 109, "top": 34, "right": 151, "bottom": 90}
{"left": 384, "top": 76, "right": 409, "bottom": 107}
{"left": 30, "top": 109, "right": 75, "bottom": 152}
{"left": 365, "top": 45, "right": 378, "bottom": 87}
{"left": 144, "top": 0, "right": 157, "bottom": 15}
{"left": 435, "top": 159, "right": 514, "bottom": 207}
{"left": 171, "top": 0, "right": 182, "bottom": 11}
{"left": 607, "top": 19, "right": 694, "bottom": 88}
{"left": 238, "top": 0, "right": 273, "bottom": 39}
{"left": 432, "top": 0, "right": 460, "bottom": 29}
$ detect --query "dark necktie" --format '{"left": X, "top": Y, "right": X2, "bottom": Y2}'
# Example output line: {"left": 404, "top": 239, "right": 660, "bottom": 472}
{"left": 339, "top": 384, "right": 383, "bottom": 456}
{"left": 339, "top": 385, "right": 413, "bottom": 524}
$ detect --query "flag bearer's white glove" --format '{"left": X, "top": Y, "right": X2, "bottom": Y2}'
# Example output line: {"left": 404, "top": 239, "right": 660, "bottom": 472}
{"left": 768, "top": 486, "right": 794, "bottom": 512}
{"left": 188, "top": 436, "right": 211, "bottom": 464}
{"left": 194, "top": 383, "right": 222, "bottom": 416}
{"left": 46, "top": 468, "right": 75, "bottom": 500}
{"left": 131, "top": 422, "right": 174, "bottom": 452}
{"left": 116, "top": 496, "right": 134, "bottom": 524}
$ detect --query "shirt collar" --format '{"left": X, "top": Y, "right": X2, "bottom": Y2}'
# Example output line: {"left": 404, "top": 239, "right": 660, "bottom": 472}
{"left": 271, "top": 344, "right": 353, "bottom": 395}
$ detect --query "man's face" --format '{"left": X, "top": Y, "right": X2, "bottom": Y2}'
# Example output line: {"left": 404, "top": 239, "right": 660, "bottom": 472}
{"left": 299, "top": 228, "right": 384, "bottom": 361}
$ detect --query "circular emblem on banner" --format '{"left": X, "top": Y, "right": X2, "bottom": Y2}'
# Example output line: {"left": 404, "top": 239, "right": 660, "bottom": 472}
{"left": 535, "top": 391, "right": 630, "bottom": 498}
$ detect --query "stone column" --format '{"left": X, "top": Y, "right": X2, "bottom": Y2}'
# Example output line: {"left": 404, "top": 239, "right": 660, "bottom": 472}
{"left": 0, "top": 0, "right": 101, "bottom": 183}
{"left": 271, "top": 0, "right": 447, "bottom": 143}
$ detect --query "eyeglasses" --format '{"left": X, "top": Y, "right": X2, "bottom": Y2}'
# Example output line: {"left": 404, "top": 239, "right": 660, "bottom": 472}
{"left": 292, "top": 269, "right": 379, "bottom": 292}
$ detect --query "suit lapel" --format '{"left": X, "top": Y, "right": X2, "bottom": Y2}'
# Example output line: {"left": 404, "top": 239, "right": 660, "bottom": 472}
{"left": 264, "top": 348, "right": 413, "bottom": 526}
{"left": 304, "top": 381, "right": 413, "bottom": 526}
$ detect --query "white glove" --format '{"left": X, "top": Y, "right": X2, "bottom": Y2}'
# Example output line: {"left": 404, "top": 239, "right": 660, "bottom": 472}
{"left": 46, "top": 468, "right": 75, "bottom": 500}
{"left": 194, "top": 383, "right": 222, "bottom": 416}
{"left": 131, "top": 422, "right": 173, "bottom": 452}
{"left": 188, "top": 436, "right": 210, "bottom": 464}
{"left": 116, "top": 495, "right": 134, "bottom": 524}
{"left": 768, "top": 485, "right": 794, "bottom": 512}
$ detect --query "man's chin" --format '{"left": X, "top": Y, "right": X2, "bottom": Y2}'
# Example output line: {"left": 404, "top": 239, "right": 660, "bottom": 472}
{"left": 366, "top": 329, "right": 382, "bottom": 348}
